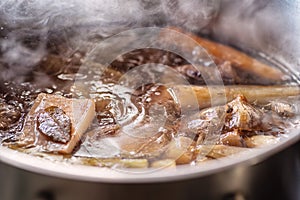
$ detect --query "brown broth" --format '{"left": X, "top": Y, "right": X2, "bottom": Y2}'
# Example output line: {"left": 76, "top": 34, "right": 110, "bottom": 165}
{"left": 0, "top": 46, "right": 299, "bottom": 169}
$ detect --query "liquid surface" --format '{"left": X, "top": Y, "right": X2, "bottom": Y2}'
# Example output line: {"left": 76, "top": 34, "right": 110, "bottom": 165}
{"left": 0, "top": 37, "right": 299, "bottom": 169}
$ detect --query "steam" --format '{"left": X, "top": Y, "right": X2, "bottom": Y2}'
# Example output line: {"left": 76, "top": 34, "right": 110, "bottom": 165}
{"left": 212, "top": 0, "right": 289, "bottom": 55}
{"left": 0, "top": 0, "right": 220, "bottom": 82}
{"left": 1, "top": 0, "right": 298, "bottom": 83}
{"left": 210, "top": 0, "right": 300, "bottom": 80}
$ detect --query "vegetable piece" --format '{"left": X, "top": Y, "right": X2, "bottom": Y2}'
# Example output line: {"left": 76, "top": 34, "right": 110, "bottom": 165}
{"left": 172, "top": 85, "right": 300, "bottom": 110}
{"left": 164, "top": 136, "right": 195, "bottom": 164}
{"left": 118, "top": 159, "right": 149, "bottom": 168}
{"left": 151, "top": 159, "right": 176, "bottom": 168}
{"left": 75, "top": 157, "right": 148, "bottom": 168}
{"left": 16, "top": 93, "right": 95, "bottom": 154}
{"left": 196, "top": 145, "right": 250, "bottom": 159}
{"left": 245, "top": 135, "right": 279, "bottom": 148}
{"left": 159, "top": 27, "right": 287, "bottom": 82}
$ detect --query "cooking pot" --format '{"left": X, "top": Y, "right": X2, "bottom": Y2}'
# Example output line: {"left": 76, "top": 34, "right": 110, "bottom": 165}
{"left": 0, "top": 0, "right": 299, "bottom": 200}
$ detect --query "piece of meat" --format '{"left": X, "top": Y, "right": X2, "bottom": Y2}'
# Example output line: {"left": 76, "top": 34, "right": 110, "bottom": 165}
{"left": 76, "top": 83, "right": 181, "bottom": 159}
{"left": 186, "top": 106, "right": 225, "bottom": 141}
{"left": 110, "top": 48, "right": 274, "bottom": 86}
{"left": 224, "top": 95, "right": 264, "bottom": 132}
{"left": 184, "top": 95, "right": 276, "bottom": 148}
{"left": 38, "top": 51, "right": 84, "bottom": 76}
{"left": 15, "top": 93, "right": 95, "bottom": 154}
{"left": 172, "top": 65, "right": 204, "bottom": 85}
{"left": 269, "top": 101, "right": 297, "bottom": 117}
{"left": 0, "top": 102, "right": 21, "bottom": 130}
{"left": 217, "top": 130, "right": 246, "bottom": 147}
{"left": 133, "top": 84, "right": 181, "bottom": 123}
{"left": 111, "top": 48, "right": 186, "bottom": 72}
{"left": 173, "top": 62, "right": 237, "bottom": 85}
{"left": 0, "top": 101, "right": 23, "bottom": 142}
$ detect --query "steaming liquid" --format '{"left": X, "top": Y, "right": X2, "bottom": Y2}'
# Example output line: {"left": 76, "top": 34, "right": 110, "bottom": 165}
{"left": 0, "top": 47, "right": 299, "bottom": 168}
